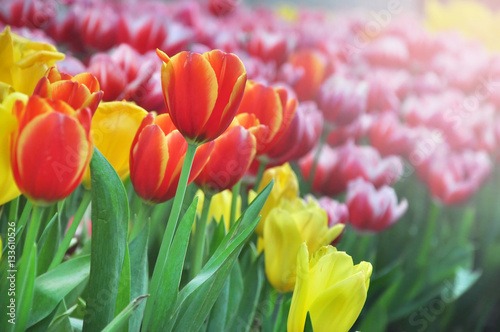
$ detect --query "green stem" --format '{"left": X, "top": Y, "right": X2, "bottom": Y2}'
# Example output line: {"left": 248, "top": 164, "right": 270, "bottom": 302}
{"left": 22, "top": 205, "right": 44, "bottom": 258}
{"left": 15, "top": 200, "right": 33, "bottom": 245}
{"left": 130, "top": 201, "right": 152, "bottom": 240}
{"left": 48, "top": 192, "right": 91, "bottom": 271}
{"left": 254, "top": 160, "right": 267, "bottom": 190}
{"left": 417, "top": 201, "right": 440, "bottom": 266}
{"left": 191, "top": 193, "right": 212, "bottom": 279}
{"left": 306, "top": 125, "right": 328, "bottom": 192}
{"left": 144, "top": 142, "right": 198, "bottom": 328}
{"left": 271, "top": 292, "right": 284, "bottom": 332}
{"left": 229, "top": 180, "right": 241, "bottom": 228}
{"left": 9, "top": 197, "right": 19, "bottom": 224}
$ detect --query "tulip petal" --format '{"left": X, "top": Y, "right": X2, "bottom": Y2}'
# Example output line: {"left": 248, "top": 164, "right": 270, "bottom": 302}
{"left": 309, "top": 272, "right": 368, "bottom": 332}
{"left": 288, "top": 243, "right": 311, "bottom": 332}
{"left": 264, "top": 208, "right": 303, "bottom": 292}
{"left": 130, "top": 124, "right": 169, "bottom": 202}
{"left": 161, "top": 52, "right": 217, "bottom": 141}
{"left": 14, "top": 112, "right": 90, "bottom": 204}
{"left": 91, "top": 101, "right": 147, "bottom": 179}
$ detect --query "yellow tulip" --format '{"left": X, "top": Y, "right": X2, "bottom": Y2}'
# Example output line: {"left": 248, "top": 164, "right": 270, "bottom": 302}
{"left": 263, "top": 197, "right": 344, "bottom": 292}
{"left": 288, "top": 243, "right": 372, "bottom": 332}
{"left": 255, "top": 163, "right": 299, "bottom": 235}
{"left": 0, "top": 27, "right": 65, "bottom": 95}
{"left": 0, "top": 92, "right": 28, "bottom": 205}
{"left": 196, "top": 189, "right": 241, "bottom": 231}
{"left": 83, "top": 101, "right": 148, "bottom": 187}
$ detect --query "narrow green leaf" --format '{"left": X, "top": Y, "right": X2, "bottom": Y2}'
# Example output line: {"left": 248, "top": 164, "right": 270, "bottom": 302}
{"left": 304, "top": 312, "right": 314, "bottom": 332}
{"left": 146, "top": 198, "right": 199, "bottom": 332}
{"left": 28, "top": 255, "right": 91, "bottom": 327}
{"left": 36, "top": 213, "right": 59, "bottom": 275}
{"left": 207, "top": 276, "right": 230, "bottom": 332}
{"left": 48, "top": 302, "right": 78, "bottom": 332}
{"left": 102, "top": 295, "right": 149, "bottom": 332}
{"left": 227, "top": 255, "right": 264, "bottom": 332}
{"left": 115, "top": 245, "right": 131, "bottom": 330}
{"left": 224, "top": 263, "right": 243, "bottom": 328}
{"left": 128, "top": 221, "right": 149, "bottom": 332}
{"left": 15, "top": 244, "right": 37, "bottom": 332}
{"left": 83, "top": 148, "right": 129, "bottom": 332}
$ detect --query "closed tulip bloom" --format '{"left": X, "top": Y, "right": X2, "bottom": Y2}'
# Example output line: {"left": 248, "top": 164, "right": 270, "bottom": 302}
{"left": 130, "top": 113, "right": 214, "bottom": 204}
{"left": 266, "top": 101, "right": 323, "bottom": 165}
{"left": 288, "top": 243, "right": 372, "bottom": 332}
{"left": 235, "top": 80, "right": 284, "bottom": 155}
{"left": 246, "top": 29, "right": 290, "bottom": 65}
{"left": 33, "top": 67, "right": 103, "bottom": 115}
{"left": 427, "top": 150, "right": 491, "bottom": 205}
{"left": 346, "top": 178, "right": 408, "bottom": 232}
{"left": 318, "top": 75, "right": 368, "bottom": 126}
{"left": 157, "top": 48, "right": 247, "bottom": 143}
{"left": 85, "top": 101, "right": 148, "bottom": 184}
{"left": 11, "top": 96, "right": 92, "bottom": 205}
{"left": 263, "top": 198, "right": 345, "bottom": 292}
{"left": 254, "top": 163, "right": 299, "bottom": 235}
{"left": 195, "top": 125, "right": 256, "bottom": 193}
{"left": 0, "top": 92, "right": 27, "bottom": 205}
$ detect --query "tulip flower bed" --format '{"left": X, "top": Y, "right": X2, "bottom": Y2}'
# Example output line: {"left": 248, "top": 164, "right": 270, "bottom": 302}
{"left": 1, "top": 0, "right": 500, "bottom": 331}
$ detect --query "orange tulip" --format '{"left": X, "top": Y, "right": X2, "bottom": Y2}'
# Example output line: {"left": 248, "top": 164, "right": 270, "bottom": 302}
{"left": 195, "top": 125, "right": 256, "bottom": 193}
{"left": 33, "top": 67, "right": 103, "bottom": 115}
{"left": 130, "top": 113, "right": 214, "bottom": 203}
{"left": 11, "top": 96, "right": 92, "bottom": 205}
{"left": 157, "top": 49, "right": 247, "bottom": 144}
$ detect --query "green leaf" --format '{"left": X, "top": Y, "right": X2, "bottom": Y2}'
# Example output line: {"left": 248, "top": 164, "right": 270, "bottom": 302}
{"left": 304, "top": 312, "right": 314, "bottom": 332}
{"left": 207, "top": 275, "right": 230, "bottom": 332}
{"left": 28, "top": 255, "right": 91, "bottom": 327}
{"left": 128, "top": 221, "right": 149, "bottom": 332}
{"left": 36, "top": 213, "right": 59, "bottom": 275}
{"left": 114, "top": 245, "right": 131, "bottom": 331}
{"left": 227, "top": 255, "right": 264, "bottom": 332}
{"left": 83, "top": 148, "right": 129, "bottom": 332}
{"left": 168, "top": 181, "right": 273, "bottom": 332}
{"left": 48, "top": 302, "right": 78, "bottom": 332}
{"left": 11, "top": 244, "right": 37, "bottom": 332}
{"left": 102, "top": 295, "right": 149, "bottom": 332}
{"left": 146, "top": 197, "right": 199, "bottom": 331}
{"left": 224, "top": 263, "right": 244, "bottom": 329}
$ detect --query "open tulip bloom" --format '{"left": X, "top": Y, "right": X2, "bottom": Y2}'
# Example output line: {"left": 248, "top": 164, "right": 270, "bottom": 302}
{"left": 3, "top": 1, "right": 500, "bottom": 331}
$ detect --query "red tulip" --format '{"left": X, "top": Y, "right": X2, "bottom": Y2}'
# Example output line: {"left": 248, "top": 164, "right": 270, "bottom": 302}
{"left": 87, "top": 54, "right": 127, "bottom": 102}
{"left": 195, "top": 125, "right": 256, "bottom": 193}
{"left": 300, "top": 141, "right": 403, "bottom": 196}
{"left": 280, "top": 49, "right": 329, "bottom": 101}
{"left": 157, "top": 49, "right": 247, "bottom": 143}
{"left": 130, "top": 113, "right": 214, "bottom": 204}
{"left": 266, "top": 101, "right": 323, "bottom": 165}
{"left": 33, "top": 67, "right": 103, "bottom": 115}
{"left": 79, "top": 6, "right": 119, "bottom": 51}
{"left": 346, "top": 178, "right": 408, "bottom": 232}
{"left": 426, "top": 150, "right": 491, "bottom": 205}
{"left": 246, "top": 29, "right": 289, "bottom": 65}
{"left": 208, "top": 0, "right": 238, "bottom": 17}
{"left": 11, "top": 96, "right": 92, "bottom": 205}
{"left": 318, "top": 75, "right": 368, "bottom": 126}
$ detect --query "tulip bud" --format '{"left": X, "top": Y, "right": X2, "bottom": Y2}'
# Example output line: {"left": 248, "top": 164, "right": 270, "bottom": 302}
{"left": 157, "top": 49, "right": 247, "bottom": 143}
{"left": 346, "top": 178, "right": 408, "bottom": 232}
{"left": 130, "top": 113, "right": 214, "bottom": 204}
{"left": 11, "top": 96, "right": 93, "bottom": 205}
{"left": 195, "top": 125, "right": 256, "bottom": 194}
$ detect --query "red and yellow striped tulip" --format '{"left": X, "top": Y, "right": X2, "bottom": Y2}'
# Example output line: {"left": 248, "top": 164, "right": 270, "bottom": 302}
{"left": 157, "top": 49, "right": 247, "bottom": 144}
{"left": 130, "top": 113, "right": 214, "bottom": 204}
{"left": 11, "top": 96, "right": 92, "bottom": 205}
{"left": 33, "top": 67, "right": 103, "bottom": 115}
